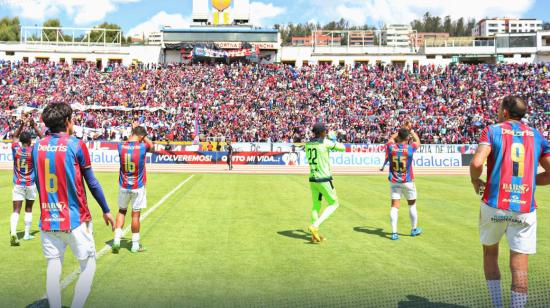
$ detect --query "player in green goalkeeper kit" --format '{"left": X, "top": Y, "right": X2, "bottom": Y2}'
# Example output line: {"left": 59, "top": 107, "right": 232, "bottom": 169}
{"left": 305, "top": 123, "right": 346, "bottom": 243}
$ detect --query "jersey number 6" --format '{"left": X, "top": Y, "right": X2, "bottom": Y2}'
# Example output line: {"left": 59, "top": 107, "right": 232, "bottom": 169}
{"left": 45, "top": 158, "right": 58, "bottom": 193}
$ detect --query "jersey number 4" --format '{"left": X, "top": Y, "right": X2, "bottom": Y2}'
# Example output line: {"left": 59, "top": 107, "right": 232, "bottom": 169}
{"left": 307, "top": 148, "right": 318, "bottom": 166}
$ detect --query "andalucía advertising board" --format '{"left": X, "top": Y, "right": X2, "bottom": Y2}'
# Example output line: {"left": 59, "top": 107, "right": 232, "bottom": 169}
{"left": 151, "top": 151, "right": 300, "bottom": 166}
{"left": 297, "top": 152, "right": 462, "bottom": 167}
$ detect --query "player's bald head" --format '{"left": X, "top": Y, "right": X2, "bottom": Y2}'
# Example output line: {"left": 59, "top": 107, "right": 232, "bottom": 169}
{"left": 501, "top": 96, "right": 527, "bottom": 121}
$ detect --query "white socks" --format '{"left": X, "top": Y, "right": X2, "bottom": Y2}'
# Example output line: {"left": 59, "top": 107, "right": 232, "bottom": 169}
{"left": 312, "top": 205, "right": 338, "bottom": 228}
{"left": 46, "top": 258, "right": 63, "bottom": 308}
{"left": 390, "top": 207, "right": 398, "bottom": 233}
{"left": 132, "top": 233, "right": 140, "bottom": 250}
{"left": 486, "top": 280, "right": 503, "bottom": 308}
{"left": 409, "top": 204, "right": 418, "bottom": 229}
{"left": 24, "top": 212, "right": 33, "bottom": 237}
{"left": 114, "top": 228, "right": 122, "bottom": 245}
{"left": 71, "top": 257, "right": 97, "bottom": 308}
{"left": 510, "top": 290, "right": 528, "bottom": 308}
{"left": 10, "top": 213, "right": 19, "bottom": 236}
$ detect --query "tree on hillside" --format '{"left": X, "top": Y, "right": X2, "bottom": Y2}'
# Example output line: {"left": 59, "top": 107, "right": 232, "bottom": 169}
{"left": 89, "top": 22, "right": 127, "bottom": 44}
{"left": 410, "top": 12, "right": 476, "bottom": 36}
{"left": 544, "top": 22, "right": 550, "bottom": 30}
{"left": 0, "top": 17, "right": 21, "bottom": 41}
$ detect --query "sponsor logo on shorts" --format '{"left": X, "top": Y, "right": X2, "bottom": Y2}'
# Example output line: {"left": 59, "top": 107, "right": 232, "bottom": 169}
{"left": 491, "top": 215, "right": 527, "bottom": 225}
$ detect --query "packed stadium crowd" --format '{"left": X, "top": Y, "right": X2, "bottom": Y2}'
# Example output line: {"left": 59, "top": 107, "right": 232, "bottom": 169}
{"left": 0, "top": 60, "right": 548, "bottom": 144}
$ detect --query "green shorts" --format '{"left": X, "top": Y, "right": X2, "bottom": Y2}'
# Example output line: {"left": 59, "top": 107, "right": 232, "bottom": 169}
{"left": 310, "top": 181, "right": 338, "bottom": 206}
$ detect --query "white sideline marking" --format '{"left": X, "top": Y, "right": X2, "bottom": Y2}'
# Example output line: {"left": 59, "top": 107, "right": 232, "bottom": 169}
{"left": 49, "top": 175, "right": 195, "bottom": 295}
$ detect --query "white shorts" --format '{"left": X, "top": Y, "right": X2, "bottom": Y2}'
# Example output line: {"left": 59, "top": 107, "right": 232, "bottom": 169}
{"left": 118, "top": 187, "right": 147, "bottom": 212}
{"left": 479, "top": 203, "right": 537, "bottom": 254}
{"left": 40, "top": 222, "right": 96, "bottom": 260}
{"left": 390, "top": 182, "right": 417, "bottom": 200}
{"left": 12, "top": 185, "right": 37, "bottom": 201}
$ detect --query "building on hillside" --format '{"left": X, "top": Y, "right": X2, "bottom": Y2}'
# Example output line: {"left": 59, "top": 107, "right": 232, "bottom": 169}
{"left": 474, "top": 18, "right": 543, "bottom": 36}
{"left": 416, "top": 32, "right": 449, "bottom": 47}
{"left": 291, "top": 34, "right": 342, "bottom": 46}
{"left": 349, "top": 31, "right": 375, "bottom": 46}
{"left": 382, "top": 24, "right": 413, "bottom": 47}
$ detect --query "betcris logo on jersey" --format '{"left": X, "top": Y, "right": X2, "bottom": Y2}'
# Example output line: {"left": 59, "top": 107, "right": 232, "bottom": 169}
{"left": 412, "top": 153, "right": 462, "bottom": 167}
{"left": 37, "top": 144, "right": 68, "bottom": 152}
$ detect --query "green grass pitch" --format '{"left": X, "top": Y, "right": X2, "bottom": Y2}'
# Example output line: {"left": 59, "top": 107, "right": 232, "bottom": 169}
{"left": 0, "top": 171, "right": 549, "bottom": 307}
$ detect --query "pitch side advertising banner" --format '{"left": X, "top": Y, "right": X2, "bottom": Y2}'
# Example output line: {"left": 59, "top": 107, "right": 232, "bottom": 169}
{"left": 296, "top": 152, "right": 462, "bottom": 167}
{"left": 347, "top": 144, "right": 478, "bottom": 154}
{"left": 151, "top": 151, "right": 300, "bottom": 166}
{"left": 0, "top": 143, "right": 463, "bottom": 167}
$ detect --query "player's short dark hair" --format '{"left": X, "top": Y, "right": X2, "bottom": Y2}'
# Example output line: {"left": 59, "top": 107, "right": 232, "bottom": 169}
{"left": 502, "top": 96, "right": 527, "bottom": 120}
{"left": 132, "top": 126, "right": 147, "bottom": 137}
{"left": 312, "top": 123, "right": 327, "bottom": 137}
{"left": 41, "top": 103, "right": 72, "bottom": 133}
{"left": 398, "top": 128, "right": 410, "bottom": 141}
{"left": 19, "top": 131, "right": 31, "bottom": 144}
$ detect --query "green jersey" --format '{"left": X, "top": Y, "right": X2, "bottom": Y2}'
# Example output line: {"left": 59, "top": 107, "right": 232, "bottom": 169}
{"left": 305, "top": 138, "right": 346, "bottom": 182}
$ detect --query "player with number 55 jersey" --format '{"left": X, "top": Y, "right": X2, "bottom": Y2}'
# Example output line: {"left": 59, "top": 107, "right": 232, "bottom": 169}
{"left": 304, "top": 123, "right": 345, "bottom": 243}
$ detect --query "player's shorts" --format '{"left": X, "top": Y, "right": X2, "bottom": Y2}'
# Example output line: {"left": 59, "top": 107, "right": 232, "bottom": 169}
{"left": 40, "top": 222, "right": 96, "bottom": 260}
{"left": 310, "top": 181, "right": 339, "bottom": 206}
{"left": 12, "top": 185, "right": 37, "bottom": 201}
{"left": 479, "top": 203, "right": 537, "bottom": 254}
{"left": 390, "top": 182, "right": 417, "bottom": 200}
{"left": 118, "top": 187, "right": 147, "bottom": 211}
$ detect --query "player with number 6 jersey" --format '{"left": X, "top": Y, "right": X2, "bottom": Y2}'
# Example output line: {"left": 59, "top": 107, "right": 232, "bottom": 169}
{"left": 386, "top": 127, "right": 422, "bottom": 241}
{"left": 304, "top": 123, "right": 346, "bottom": 243}
{"left": 32, "top": 103, "right": 114, "bottom": 308}
{"left": 112, "top": 125, "right": 154, "bottom": 254}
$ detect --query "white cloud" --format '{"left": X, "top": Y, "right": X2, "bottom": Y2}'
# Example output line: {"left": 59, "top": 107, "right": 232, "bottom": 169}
{"left": 5, "top": 0, "right": 139, "bottom": 25}
{"left": 306, "top": 0, "right": 536, "bottom": 25}
{"left": 249, "top": 2, "right": 286, "bottom": 26}
{"left": 128, "top": 11, "right": 190, "bottom": 37}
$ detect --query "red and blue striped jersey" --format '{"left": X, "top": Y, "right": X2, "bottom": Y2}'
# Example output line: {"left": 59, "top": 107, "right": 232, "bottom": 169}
{"left": 118, "top": 141, "right": 150, "bottom": 189}
{"left": 386, "top": 142, "right": 418, "bottom": 183}
{"left": 12, "top": 143, "right": 35, "bottom": 186}
{"left": 480, "top": 121, "right": 550, "bottom": 213}
{"left": 32, "top": 133, "right": 92, "bottom": 232}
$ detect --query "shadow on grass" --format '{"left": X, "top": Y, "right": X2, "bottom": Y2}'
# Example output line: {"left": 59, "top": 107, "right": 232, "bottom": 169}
{"left": 277, "top": 229, "right": 313, "bottom": 243}
{"left": 26, "top": 298, "right": 69, "bottom": 308}
{"left": 353, "top": 226, "right": 392, "bottom": 239}
{"left": 398, "top": 295, "right": 468, "bottom": 308}
{"left": 104, "top": 238, "right": 133, "bottom": 252}
{"left": 16, "top": 230, "right": 39, "bottom": 238}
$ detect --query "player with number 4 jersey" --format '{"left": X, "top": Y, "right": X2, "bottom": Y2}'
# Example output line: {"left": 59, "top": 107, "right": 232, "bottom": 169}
{"left": 304, "top": 123, "right": 345, "bottom": 243}
{"left": 386, "top": 127, "right": 422, "bottom": 241}
{"left": 112, "top": 125, "right": 154, "bottom": 254}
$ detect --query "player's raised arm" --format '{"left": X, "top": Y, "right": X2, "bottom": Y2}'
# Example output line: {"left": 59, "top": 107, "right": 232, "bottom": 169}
{"left": 12, "top": 115, "right": 26, "bottom": 142}
{"left": 326, "top": 131, "right": 345, "bottom": 152}
{"left": 29, "top": 117, "right": 44, "bottom": 139}
{"left": 410, "top": 130, "right": 421, "bottom": 148}
{"left": 141, "top": 136, "right": 155, "bottom": 152}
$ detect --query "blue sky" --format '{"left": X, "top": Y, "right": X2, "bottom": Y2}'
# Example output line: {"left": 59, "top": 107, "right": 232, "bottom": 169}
{"left": 0, "top": 0, "right": 548, "bottom": 36}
